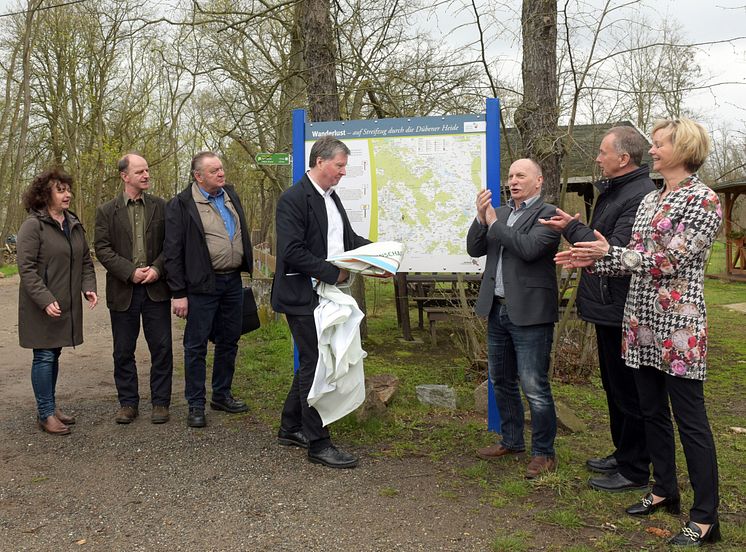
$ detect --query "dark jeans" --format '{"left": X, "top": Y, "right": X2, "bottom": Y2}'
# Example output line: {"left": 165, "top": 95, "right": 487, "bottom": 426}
{"left": 596, "top": 324, "right": 650, "bottom": 483}
{"left": 31, "top": 348, "right": 62, "bottom": 420}
{"left": 110, "top": 285, "right": 173, "bottom": 407}
{"left": 183, "top": 272, "right": 242, "bottom": 408}
{"left": 488, "top": 300, "right": 557, "bottom": 457}
{"left": 281, "top": 314, "right": 331, "bottom": 453}
{"left": 634, "top": 365, "right": 719, "bottom": 524}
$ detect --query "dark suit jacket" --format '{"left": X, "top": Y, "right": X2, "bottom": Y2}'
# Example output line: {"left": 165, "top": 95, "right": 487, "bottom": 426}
{"left": 271, "top": 174, "right": 370, "bottom": 315}
{"left": 163, "top": 183, "right": 253, "bottom": 298}
{"left": 466, "top": 197, "right": 561, "bottom": 326}
{"left": 95, "top": 192, "right": 170, "bottom": 311}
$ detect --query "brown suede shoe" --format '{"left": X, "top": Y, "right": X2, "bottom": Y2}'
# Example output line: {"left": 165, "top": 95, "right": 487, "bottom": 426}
{"left": 476, "top": 443, "right": 524, "bottom": 460}
{"left": 115, "top": 405, "right": 139, "bottom": 424}
{"left": 38, "top": 415, "right": 71, "bottom": 436}
{"left": 526, "top": 455, "right": 558, "bottom": 479}
{"left": 151, "top": 405, "right": 170, "bottom": 424}
{"left": 55, "top": 409, "right": 76, "bottom": 425}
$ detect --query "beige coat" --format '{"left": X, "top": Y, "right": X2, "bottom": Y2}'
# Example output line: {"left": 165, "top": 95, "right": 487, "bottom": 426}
{"left": 17, "top": 210, "right": 97, "bottom": 349}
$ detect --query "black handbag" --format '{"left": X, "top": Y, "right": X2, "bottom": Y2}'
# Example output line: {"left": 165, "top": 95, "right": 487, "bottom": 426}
{"left": 241, "top": 286, "right": 261, "bottom": 334}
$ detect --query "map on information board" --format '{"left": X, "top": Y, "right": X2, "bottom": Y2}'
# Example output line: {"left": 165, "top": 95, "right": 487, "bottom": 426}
{"left": 304, "top": 115, "right": 488, "bottom": 272}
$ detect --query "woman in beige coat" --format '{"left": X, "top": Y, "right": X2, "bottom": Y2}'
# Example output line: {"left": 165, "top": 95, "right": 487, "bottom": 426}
{"left": 17, "top": 168, "right": 98, "bottom": 435}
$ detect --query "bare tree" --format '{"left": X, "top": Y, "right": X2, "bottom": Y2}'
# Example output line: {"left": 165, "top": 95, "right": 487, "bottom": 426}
{"left": 515, "top": 0, "right": 562, "bottom": 204}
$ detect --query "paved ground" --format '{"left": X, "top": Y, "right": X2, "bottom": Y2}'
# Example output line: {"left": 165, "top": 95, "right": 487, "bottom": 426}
{"left": 0, "top": 267, "right": 497, "bottom": 551}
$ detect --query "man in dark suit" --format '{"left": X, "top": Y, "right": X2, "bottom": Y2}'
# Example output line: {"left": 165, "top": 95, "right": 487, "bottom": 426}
{"left": 164, "top": 152, "right": 253, "bottom": 428}
{"left": 541, "top": 126, "right": 655, "bottom": 492}
{"left": 271, "top": 136, "right": 370, "bottom": 469}
{"left": 467, "top": 158, "right": 561, "bottom": 479}
{"left": 95, "top": 153, "right": 173, "bottom": 424}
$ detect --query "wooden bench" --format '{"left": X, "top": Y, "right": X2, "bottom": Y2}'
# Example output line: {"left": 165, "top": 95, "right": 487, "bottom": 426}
{"left": 423, "top": 306, "right": 470, "bottom": 346}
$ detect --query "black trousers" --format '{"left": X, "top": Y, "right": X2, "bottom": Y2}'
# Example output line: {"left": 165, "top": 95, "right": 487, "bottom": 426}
{"left": 110, "top": 285, "right": 173, "bottom": 407}
{"left": 596, "top": 324, "right": 650, "bottom": 483}
{"left": 634, "top": 365, "right": 719, "bottom": 524}
{"left": 280, "top": 314, "right": 331, "bottom": 453}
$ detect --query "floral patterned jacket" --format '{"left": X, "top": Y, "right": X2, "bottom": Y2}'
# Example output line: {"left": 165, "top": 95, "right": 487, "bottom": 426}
{"left": 592, "top": 175, "right": 722, "bottom": 380}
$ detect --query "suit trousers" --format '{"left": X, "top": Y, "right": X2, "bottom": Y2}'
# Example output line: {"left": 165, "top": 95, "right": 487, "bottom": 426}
{"left": 281, "top": 314, "right": 332, "bottom": 453}
{"left": 183, "top": 272, "right": 242, "bottom": 408}
{"left": 633, "top": 365, "right": 719, "bottom": 524}
{"left": 110, "top": 285, "right": 173, "bottom": 407}
{"left": 595, "top": 324, "right": 650, "bottom": 483}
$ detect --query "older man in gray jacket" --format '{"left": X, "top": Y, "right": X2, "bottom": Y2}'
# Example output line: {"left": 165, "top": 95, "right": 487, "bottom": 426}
{"left": 467, "top": 158, "right": 561, "bottom": 479}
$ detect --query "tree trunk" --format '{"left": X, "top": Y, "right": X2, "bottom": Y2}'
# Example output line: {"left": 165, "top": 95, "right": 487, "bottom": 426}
{"left": 299, "top": 0, "right": 368, "bottom": 337}
{"left": 514, "top": 0, "right": 563, "bottom": 205}
{"left": 300, "top": 0, "right": 341, "bottom": 123}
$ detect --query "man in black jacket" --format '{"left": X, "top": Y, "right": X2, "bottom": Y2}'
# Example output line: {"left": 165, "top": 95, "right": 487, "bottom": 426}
{"left": 164, "top": 152, "right": 253, "bottom": 427}
{"left": 541, "top": 126, "right": 655, "bottom": 491}
{"left": 271, "top": 136, "right": 370, "bottom": 469}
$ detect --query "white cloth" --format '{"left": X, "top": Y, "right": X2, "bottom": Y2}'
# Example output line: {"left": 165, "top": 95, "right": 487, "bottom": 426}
{"left": 326, "top": 241, "right": 404, "bottom": 277}
{"left": 308, "top": 282, "right": 367, "bottom": 426}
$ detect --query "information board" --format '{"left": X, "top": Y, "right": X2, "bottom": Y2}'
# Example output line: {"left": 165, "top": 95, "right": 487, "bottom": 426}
{"left": 299, "top": 115, "right": 491, "bottom": 272}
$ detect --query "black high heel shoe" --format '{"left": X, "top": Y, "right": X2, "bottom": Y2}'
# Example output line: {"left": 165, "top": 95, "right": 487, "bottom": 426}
{"left": 668, "top": 520, "right": 721, "bottom": 547}
{"left": 625, "top": 492, "right": 681, "bottom": 516}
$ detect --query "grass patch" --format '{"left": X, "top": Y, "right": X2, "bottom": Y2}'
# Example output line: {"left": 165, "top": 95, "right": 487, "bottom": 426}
{"left": 491, "top": 531, "right": 531, "bottom": 552}
{"left": 378, "top": 486, "right": 399, "bottom": 498}
{"left": 0, "top": 264, "right": 18, "bottom": 277}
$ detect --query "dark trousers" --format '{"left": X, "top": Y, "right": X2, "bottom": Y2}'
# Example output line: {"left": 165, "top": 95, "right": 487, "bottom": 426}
{"left": 281, "top": 314, "right": 331, "bottom": 453}
{"left": 183, "top": 272, "right": 242, "bottom": 408}
{"left": 634, "top": 365, "right": 719, "bottom": 524}
{"left": 595, "top": 324, "right": 649, "bottom": 483}
{"left": 110, "top": 285, "right": 173, "bottom": 407}
{"left": 488, "top": 301, "right": 557, "bottom": 457}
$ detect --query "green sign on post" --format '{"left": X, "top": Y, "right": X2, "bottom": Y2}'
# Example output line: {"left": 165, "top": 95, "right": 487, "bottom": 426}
{"left": 255, "top": 152, "right": 290, "bottom": 165}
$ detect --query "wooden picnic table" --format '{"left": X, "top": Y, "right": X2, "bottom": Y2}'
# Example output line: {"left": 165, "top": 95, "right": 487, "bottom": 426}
{"left": 394, "top": 272, "right": 482, "bottom": 341}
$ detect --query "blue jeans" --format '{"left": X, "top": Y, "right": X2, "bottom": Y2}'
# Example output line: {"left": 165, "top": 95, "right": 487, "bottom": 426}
{"left": 31, "top": 348, "right": 62, "bottom": 420}
{"left": 183, "top": 272, "right": 242, "bottom": 408}
{"left": 488, "top": 301, "right": 557, "bottom": 457}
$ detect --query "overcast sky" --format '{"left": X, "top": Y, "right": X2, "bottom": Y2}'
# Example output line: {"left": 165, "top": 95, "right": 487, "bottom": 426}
{"left": 0, "top": 0, "right": 743, "bottom": 129}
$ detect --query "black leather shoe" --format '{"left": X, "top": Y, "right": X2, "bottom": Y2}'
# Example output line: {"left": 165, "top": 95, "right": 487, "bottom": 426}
{"left": 589, "top": 472, "right": 649, "bottom": 492}
{"left": 210, "top": 395, "right": 248, "bottom": 413}
{"left": 668, "top": 521, "right": 721, "bottom": 547}
{"left": 187, "top": 408, "right": 207, "bottom": 428}
{"left": 625, "top": 492, "right": 681, "bottom": 516}
{"left": 308, "top": 445, "right": 358, "bottom": 469}
{"left": 278, "top": 428, "right": 309, "bottom": 448}
{"left": 586, "top": 454, "right": 618, "bottom": 474}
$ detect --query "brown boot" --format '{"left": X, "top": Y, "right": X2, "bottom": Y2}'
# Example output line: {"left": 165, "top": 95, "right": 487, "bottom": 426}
{"left": 151, "top": 405, "right": 170, "bottom": 424}
{"left": 526, "top": 455, "right": 557, "bottom": 479}
{"left": 476, "top": 443, "right": 524, "bottom": 460}
{"left": 38, "top": 415, "right": 71, "bottom": 436}
{"left": 55, "top": 409, "right": 76, "bottom": 425}
{"left": 115, "top": 405, "right": 139, "bottom": 424}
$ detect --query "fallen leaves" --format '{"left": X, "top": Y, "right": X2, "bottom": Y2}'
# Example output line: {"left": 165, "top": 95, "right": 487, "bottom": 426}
{"left": 646, "top": 526, "right": 673, "bottom": 538}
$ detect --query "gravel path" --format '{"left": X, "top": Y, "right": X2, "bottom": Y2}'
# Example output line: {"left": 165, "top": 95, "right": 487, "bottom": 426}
{"left": 0, "top": 267, "right": 496, "bottom": 551}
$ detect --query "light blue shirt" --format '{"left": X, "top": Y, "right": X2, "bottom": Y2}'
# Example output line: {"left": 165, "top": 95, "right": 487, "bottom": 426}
{"left": 493, "top": 194, "right": 541, "bottom": 297}
{"left": 198, "top": 185, "right": 236, "bottom": 240}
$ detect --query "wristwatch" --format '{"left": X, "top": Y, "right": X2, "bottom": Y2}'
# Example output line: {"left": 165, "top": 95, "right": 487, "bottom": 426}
{"left": 620, "top": 249, "right": 642, "bottom": 270}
